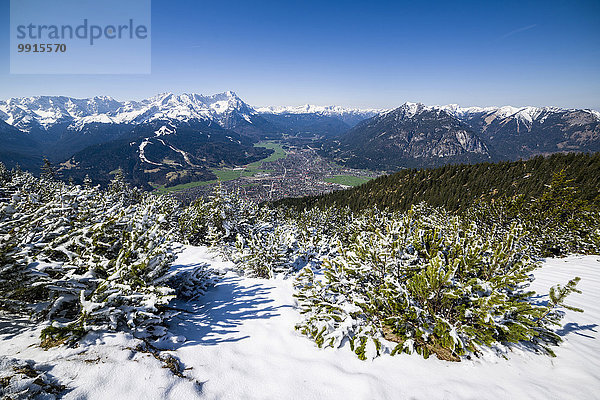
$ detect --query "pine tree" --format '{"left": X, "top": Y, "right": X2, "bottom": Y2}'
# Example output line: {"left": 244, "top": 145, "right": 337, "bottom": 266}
{"left": 41, "top": 158, "right": 56, "bottom": 181}
{"left": 539, "top": 277, "right": 584, "bottom": 323}
{"left": 83, "top": 174, "right": 92, "bottom": 188}
{"left": 0, "top": 168, "right": 214, "bottom": 346}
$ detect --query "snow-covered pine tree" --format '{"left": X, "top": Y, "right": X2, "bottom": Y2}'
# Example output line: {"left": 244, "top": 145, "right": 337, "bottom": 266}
{"left": 294, "top": 204, "right": 583, "bottom": 360}
{"left": 83, "top": 174, "right": 92, "bottom": 189}
{"left": 466, "top": 170, "right": 600, "bottom": 257}
{"left": 233, "top": 224, "right": 295, "bottom": 278}
{"left": 40, "top": 158, "right": 56, "bottom": 181}
{"left": 179, "top": 185, "right": 264, "bottom": 247}
{"left": 0, "top": 165, "right": 214, "bottom": 347}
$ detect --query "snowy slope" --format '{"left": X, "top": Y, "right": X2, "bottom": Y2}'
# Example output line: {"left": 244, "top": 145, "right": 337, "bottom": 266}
{"left": 0, "top": 91, "right": 257, "bottom": 133}
{"left": 1, "top": 248, "right": 598, "bottom": 399}
{"left": 255, "top": 104, "right": 384, "bottom": 120}
{"left": 165, "top": 252, "right": 600, "bottom": 400}
{"left": 2, "top": 93, "right": 597, "bottom": 136}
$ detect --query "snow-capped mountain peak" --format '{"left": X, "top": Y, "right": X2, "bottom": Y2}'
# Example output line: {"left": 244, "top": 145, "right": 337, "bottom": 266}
{"left": 395, "top": 102, "right": 431, "bottom": 118}
{"left": 254, "top": 103, "right": 385, "bottom": 127}
{"left": 255, "top": 104, "right": 384, "bottom": 116}
{"left": 0, "top": 91, "right": 257, "bottom": 132}
{"left": 1, "top": 93, "right": 598, "bottom": 136}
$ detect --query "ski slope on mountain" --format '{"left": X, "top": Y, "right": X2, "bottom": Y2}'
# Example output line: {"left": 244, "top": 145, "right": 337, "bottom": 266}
{"left": 1, "top": 248, "right": 599, "bottom": 399}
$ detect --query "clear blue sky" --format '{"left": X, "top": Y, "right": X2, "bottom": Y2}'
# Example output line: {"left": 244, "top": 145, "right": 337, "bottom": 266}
{"left": 1, "top": 0, "right": 599, "bottom": 109}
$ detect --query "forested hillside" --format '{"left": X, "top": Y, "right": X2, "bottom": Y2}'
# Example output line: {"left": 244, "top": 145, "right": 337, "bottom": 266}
{"left": 275, "top": 152, "right": 600, "bottom": 212}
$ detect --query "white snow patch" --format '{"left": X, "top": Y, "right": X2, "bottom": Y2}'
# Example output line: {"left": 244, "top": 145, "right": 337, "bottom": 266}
{"left": 1, "top": 250, "right": 599, "bottom": 399}
{"left": 155, "top": 125, "right": 176, "bottom": 136}
{"left": 138, "top": 139, "right": 162, "bottom": 166}
{"left": 168, "top": 253, "right": 600, "bottom": 400}
{"left": 165, "top": 143, "right": 198, "bottom": 167}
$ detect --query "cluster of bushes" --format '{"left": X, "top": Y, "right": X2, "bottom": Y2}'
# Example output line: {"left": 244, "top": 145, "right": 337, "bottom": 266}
{"left": 178, "top": 188, "right": 339, "bottom": 278}
{"left": 1, "top": 158, "right": 597, "bottom": 363}
{"left": 179, "top": 171, "right": 597, "bottom": 361}
{"left": 294, "top": 205, "right": 585, "bottom": 360}
{"left": 467, "top": 170, "right": 600, "bottom": 257}
{"left": 0, "top": 164, "right": 210, "bottom": 346}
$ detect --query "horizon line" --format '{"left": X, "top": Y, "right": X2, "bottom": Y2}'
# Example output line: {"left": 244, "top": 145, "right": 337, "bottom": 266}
{"left": 0, "top": 91, "right": 598, "bottom": 112}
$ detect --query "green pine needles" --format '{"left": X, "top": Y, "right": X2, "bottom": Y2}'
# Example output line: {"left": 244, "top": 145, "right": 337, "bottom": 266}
{"left": 294, "top": 205, "right": 584, "bottom": 361}
{"left": 0, "top": 163, "right": 214, "bottom": 346}
{"left": 0, "top": 159, "right": 592, "bottom": 362}
{"left": 541, "top": 277, "right": 584, "bottom": 321}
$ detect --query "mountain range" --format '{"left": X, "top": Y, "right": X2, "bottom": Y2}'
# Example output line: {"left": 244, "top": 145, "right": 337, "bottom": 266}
{"left": 0, "top": 92, "right": 279, "bottom": 187}
{"left": 1, "top": 91, "right": 599, "bottom": 188}
{"left": 324, "top": 102, "right": 600, "bottom": 170}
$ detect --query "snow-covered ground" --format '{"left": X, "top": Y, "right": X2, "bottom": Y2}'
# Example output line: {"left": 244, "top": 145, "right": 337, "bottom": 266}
{"left": 1, "top": 247, "right": 599, "bottom": 399}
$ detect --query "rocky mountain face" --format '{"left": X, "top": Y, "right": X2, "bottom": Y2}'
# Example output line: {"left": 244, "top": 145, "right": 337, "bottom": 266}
{"left": 0, "top": 92, "right": 259, "bottom": 131}
{"left": 324, "top": 103, "right": 490, "bottom": 170}
{"left": 324, "top": 102, "right": 600, "bottom": 170}
{"left": 0, "top": 95, "right": 123, "bottom": 135}
{"left": 447, "top": 106, "right": 600, "bottom": 159}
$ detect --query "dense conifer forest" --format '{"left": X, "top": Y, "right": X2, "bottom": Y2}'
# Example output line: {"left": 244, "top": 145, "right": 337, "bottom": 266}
{"left": 274, "top": 153, "right": 600, "bottom": 213}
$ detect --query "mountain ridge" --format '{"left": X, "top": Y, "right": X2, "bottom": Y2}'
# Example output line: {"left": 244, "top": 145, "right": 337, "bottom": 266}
{"left": 1, "top": 92, "right": 599, "bottom": 190}
{"left": 2, "top": 92, "right": 598, "bottom": 137}
{"left": 321, "top": 101, "right": 600, "bottom": 170}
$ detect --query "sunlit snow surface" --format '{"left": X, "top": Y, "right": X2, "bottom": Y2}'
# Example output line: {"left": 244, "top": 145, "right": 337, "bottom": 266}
{"left": 1, "top": 248, "right": 599, "bottom": 399}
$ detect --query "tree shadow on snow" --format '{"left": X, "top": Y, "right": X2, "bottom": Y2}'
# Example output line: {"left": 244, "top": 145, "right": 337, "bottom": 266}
{"left": 0, "top": 314, "right": 36, "bottom": 340}
{"left": 555, "top": 322, "right": 598, "bottom": 339}
{"left": 167, "top": 276, "right": 290, "bottom": 348}
{"left": 529, "top": 293, "right": 550, "bottom": 307}
{"left": 528, "top": 294, "right": 598, "bottom": 339}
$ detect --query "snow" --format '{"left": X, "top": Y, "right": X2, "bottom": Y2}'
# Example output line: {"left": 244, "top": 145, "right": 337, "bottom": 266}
{"left": 0, "top": 91, "right": 253, "bottom": 133}
{"left": 437, "top": 104, "right": 498, "bottom": 118}
{"left": 436, "top": 104, "right": 584, "bottom": 126}
{"left": 255, "top": 104, "right": 384, "bottom": 119}
{"left": 396, "top": 102, "right": 429, "bottom": 118}
{"left": 1, "top": 249, "right": 599, "bottom": 399}
{"left": 1, "top": 94, "right": 598, "bottom": 135}
{"left": 138, "top": 139, "right": 163, "bottom": 166}
{"left": 155, "top": 125, "right": 176, "bottom": 136}
{"left": 589, "top": 109, "right": 600, "bottom": 121}
{"left": 386, "top": 102, "right": 550, "bottom": 124}
{"left": 164, "top": 143, "right": 198, "bottom": 167}
{"left": 77, "top": 114, "right": 115, "bottom": 125}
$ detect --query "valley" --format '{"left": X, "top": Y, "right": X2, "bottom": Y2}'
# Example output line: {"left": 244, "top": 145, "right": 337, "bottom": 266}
{"left": 0, "top": 92, "right": 599, "bottom": 205}
{"left": 162, "top": 140, "right": 379, "bottom": 204}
